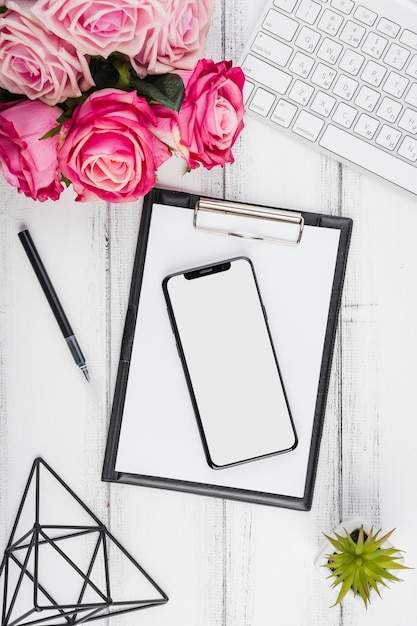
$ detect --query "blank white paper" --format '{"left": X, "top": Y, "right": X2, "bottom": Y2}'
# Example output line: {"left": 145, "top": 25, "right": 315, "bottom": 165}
{"left": 115, "top": 203, "right": 341, "bottom": 498}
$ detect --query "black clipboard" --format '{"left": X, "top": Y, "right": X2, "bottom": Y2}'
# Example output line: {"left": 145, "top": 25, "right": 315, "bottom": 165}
{"left": 102, "top": 188, "right": 352, "bottom": 510}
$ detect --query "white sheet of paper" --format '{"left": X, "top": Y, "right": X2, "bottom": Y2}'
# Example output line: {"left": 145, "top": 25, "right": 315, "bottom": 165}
{"left": 115, "top": 203, "right": 340, "bottom": 497}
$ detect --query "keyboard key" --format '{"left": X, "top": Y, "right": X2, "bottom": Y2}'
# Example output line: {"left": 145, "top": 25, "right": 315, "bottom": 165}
{"left": 376, "top": 97, "right": 402, "bottom": 123}
{"left": 354, "top": 113, "right": 379, "bottom": 138}
{"left": 375, "top": 124, "right": 401, "bottom": 150}
{"left": 295, "top": 25, "right": 321, "bottom": 52}
{"left": 332, "top": 74, "right": 358, "bottom": 100}
{"left": 273, "top": 0, "right": 298, "bottom": 12}
{"left": 332, "top": 102, "right": 357, "bottom": 127}
{"left": 317, "top": 37, "right": 343, "bottom": 64}
{"left": 263, "top": 9, "right": 299, "bottom": 41}
{"left": 384, "top": 44, "right": 410, "bottom": 71}
{"left": 399, "top": 29, "right": 417, "bottom": 51}
{"left": 289, "top": 51, "right": 315, "bottom": 77}
{"left": 339, "top": 21, "right": 366, "bottom": 48}
{"left": 383, "top": 72, "right": 409, "bottom": 98}
{"left": 289, "top": 79, "right": 315, "bottom": 104}
{"left": 330, "top": 0, "right": 353, "bottom": 14}
{"left": 355, "top": 85, "right": 380, "bottom": 111}
{"left": 243, "top": 80, "right": 255, "bottom": 102}
{"left": 317, "top": 9, "right": 343, "bottom": 36}
{"left": 339, "top": 49, "right": 365, "bottom": 75}
{"left": 361, "top": 32, "right": 388, "bottom": 59}
{"left": 271, "top": 99, "right": 298, "bottom": 127}
{"left": 320, "top": 125, "right": 417, "bottom": 194}
{"left": 293, "top": 110, "right": 325, "bottom": 140}
{"left": 249, "top": 88, "right": 276, "bottom": 115}
{"left": 310, "top": 90, "right": 336, "bottom": 116}
{"left": 251, "top": 32, "right": 293, "bottom": 67}
{"left": 296, "top": 0, "right": 322, "bottom": 24}
{"left": 376, "top": 18, "right": 400, "bottom": 38}
{"left": 361, "top": 60, "right": 386, "bottom": 87}
{"left": 354, "top": 6, "right": 377, "bottom": 26}
{"left": 405, "top": 83, "right": 417, "bottom": 106}
{"left": 398, "top": 136, "right": 417, "bottom": 162}
{"left": 311, "top": 62, "right": 337, "bottom": 88}
{"left": 405, "top": 55, "right": 417, "bottom": 79}
{"left": 242, "top": 55, "right": 292, "bottom": 93}
{"left": 398, "top": 108, "right": 417, "bottom": 134}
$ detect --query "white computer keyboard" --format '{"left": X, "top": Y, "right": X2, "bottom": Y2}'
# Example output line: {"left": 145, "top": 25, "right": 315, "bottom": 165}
{"left": 239, "top": 0, "right": 417, "bottom": 195}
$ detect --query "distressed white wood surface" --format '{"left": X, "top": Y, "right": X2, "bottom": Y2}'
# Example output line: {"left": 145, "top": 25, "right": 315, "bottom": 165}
{"left": 1, "top": 1, "right": 417, "bottom": 625}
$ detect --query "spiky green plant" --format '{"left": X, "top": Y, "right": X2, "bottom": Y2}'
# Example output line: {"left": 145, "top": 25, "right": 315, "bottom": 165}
{"left": 323, "top": 525, "right": 409, "bottom": 608}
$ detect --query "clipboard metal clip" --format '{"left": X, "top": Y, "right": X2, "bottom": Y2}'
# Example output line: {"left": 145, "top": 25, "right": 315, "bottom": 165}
{"left": 194, "top": 198, "right": 304, "bottom": 244}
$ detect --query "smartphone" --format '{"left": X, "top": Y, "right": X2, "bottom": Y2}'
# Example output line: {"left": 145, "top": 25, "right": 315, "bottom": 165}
{"left": 162, "top": 257, "right": 297, "bottom": 469}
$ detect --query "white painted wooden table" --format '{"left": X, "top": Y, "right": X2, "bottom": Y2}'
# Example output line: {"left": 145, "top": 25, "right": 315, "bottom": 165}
{"left": 1, "top": 2, "right": 417, "bottom": 624}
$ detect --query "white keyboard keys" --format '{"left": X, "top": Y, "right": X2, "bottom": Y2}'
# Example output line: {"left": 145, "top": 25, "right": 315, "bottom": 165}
{"left": 361, "top": 32, "right": 388, "bottom": 59}
{"left": 384, "top": 44, "right": 410, "bottom": 71}
{"left": 289, "top": 51, "right": 315, "bottom": 77}
{"left": 242, "top": 54, "right": 292, "bottom": 93}
{"left": 354, "top": 113, "right": 379, "bottom": 139}
{"left": 405, "top": 55, "right": 417, "bottom": 79}
{"left": 263, "top": 9, "right": 299, "bottom": 41}
{"left": 338, "top": 49, "right": 365, "bottom": 76}
{"left": 375, "top": 124, "right": 401, "bottom": 150}
{"left": 332, "top": 102, "right": 357, "bottom": 127}
{"left": 376, "top": 18, "right": 400, "bottom": 38}
{"left": 355, "top": 85, "right": 380, "bottom": 111}
{"left": 354, "top": 6, "right": 377, "bottom": 27}
{"left": 317, "top": 9, "right": 343, "bottom": 36}
{"left": 398, "top": 108, "right": 417, "bottom": 134}
{"left": 289, "top": 79, "right": 315, "bottom": 104}
{"left": 330, "top": 0, "right": 353, "bottom": 15}
{"left": 296, "top": 0, "right": 322, "bottom": 24}
{"left": 339, "top": 21, "right": 366, "bottom": 48}
{"left": 295, "top": 25, "right": 321, "bottom": 52}
{"left": 399, "top": 29, "right": 417, "bottom": 51}
{"left": 376, "top": 97, "right": 402, "bottom": 123}
{"left": 271, "top": 99, "right": 298, "bottom": 127}
{"left": 333, "top": 74, "right": 358, "bottom": 100}
{"left": 361, "top": 60, "right": 386, "bottom": 87}
{"left": 317, "top": 37, "right": 343, "bottom": 64}
{"left": 398, "top": 136, "right": 417, "bottom": 162}
{"left": 251, "top": 32, "right": 293, "bottom": 67}
{"left": 293, "top": 110, "right": 325, "bottom": 140}
{"left": 311, "top": 62, "right": 337, "bottom": 88}
{"left": 320, "top": 125, "right": 417, "bottom": 194}
{"left": 273, "top": 0, "right": 298, "bottom": 12}
{"left": 311, "top": 90, "right": 336, "bottom": 116}
{"left": 249, "top": 88, "right": 276, "bottom": 115}
{"left": 405, "top": 83, "right": 417, "bottom": 107}
{"left": 383, "top": 72, "right": 409, "bottom": 98}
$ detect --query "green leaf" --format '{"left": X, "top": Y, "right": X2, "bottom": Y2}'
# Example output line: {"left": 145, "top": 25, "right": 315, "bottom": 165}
{"left": 130, "top": 73, "right": 184, "bottom": 112}
{"left": 0, "top": 87, "right": 24, "bottom": 103}
{"left": 0, "top": 6, "right": 7, "bottom": 13}
{"left": 89, "top": 56, "right": 120, "bottom": 90}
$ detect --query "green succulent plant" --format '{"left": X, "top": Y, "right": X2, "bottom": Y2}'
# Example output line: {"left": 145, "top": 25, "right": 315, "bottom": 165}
{"left": 323, "top": 525, "right": 409, "bottom": 608}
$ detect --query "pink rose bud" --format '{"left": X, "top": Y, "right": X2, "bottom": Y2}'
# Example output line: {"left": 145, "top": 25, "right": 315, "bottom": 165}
{"left": 57, "top": 88, "right": 171, "bottom": 203}
{"left": 0, "top": 100, "right": 63, "bottom": 201}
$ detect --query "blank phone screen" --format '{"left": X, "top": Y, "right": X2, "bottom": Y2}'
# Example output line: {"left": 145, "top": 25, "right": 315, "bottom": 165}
{"left": 164, "top": 257, "right": 297, "bottom": 468}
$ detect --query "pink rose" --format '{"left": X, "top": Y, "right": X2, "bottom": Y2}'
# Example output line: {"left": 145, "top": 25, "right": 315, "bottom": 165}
{"left": 32, "top": 0, "right": 163, "bottom": 59}
{"left": 58, "top": 88, "right": 171, "bottom": 203}
{"left": 152, "top": 59, "right": 245, "bottom": 170}
{"left": 0, "top": 100, "right": 63, "bottom": 201}
{"left": 132, "top": 0, "right": 213, "bottom": 76}
{"left": 0, "top": 5, "right": 94, "bottom": 106}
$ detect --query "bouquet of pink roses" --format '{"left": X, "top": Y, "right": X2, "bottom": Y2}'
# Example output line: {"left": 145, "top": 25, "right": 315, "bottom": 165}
{"left": 0, "top": 0, "right": 245, "bottom": 203}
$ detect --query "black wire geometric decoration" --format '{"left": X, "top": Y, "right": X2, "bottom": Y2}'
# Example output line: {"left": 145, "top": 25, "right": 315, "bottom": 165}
{"left": 0, "top": 458, "right": 168, "bottom": 625}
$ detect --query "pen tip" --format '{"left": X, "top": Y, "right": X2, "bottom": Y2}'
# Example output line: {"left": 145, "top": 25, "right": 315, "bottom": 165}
{"left": 81, "top": 366, "right": 90, "bottom": 382}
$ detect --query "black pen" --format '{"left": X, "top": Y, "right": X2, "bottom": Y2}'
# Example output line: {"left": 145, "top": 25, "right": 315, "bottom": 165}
{"left": 18, "top": 229, "right": 90, "bottom": 382}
